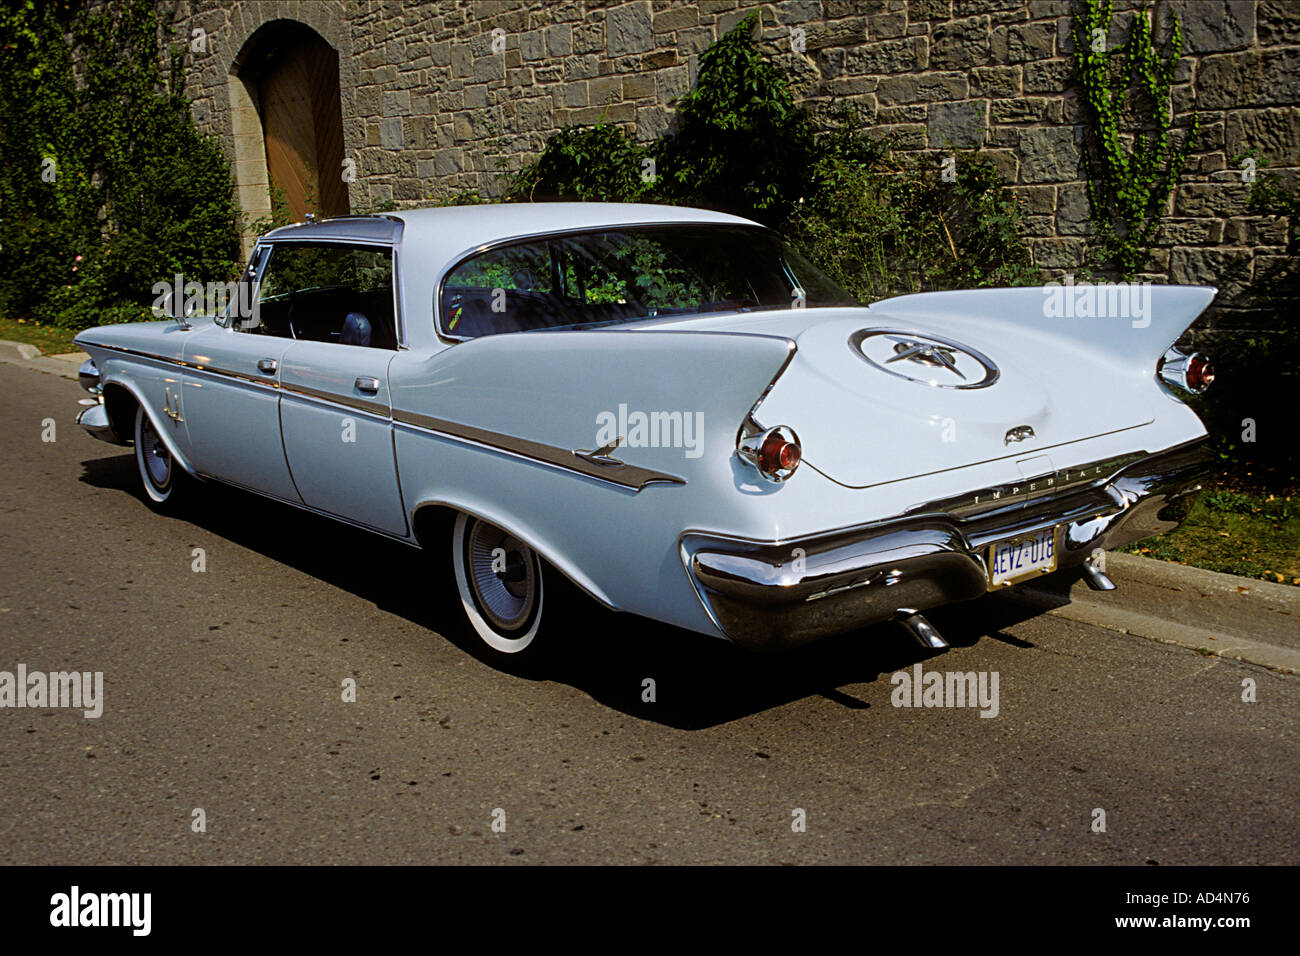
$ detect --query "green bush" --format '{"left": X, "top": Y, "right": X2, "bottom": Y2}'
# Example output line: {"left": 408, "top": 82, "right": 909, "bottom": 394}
{"left": 788, "top": 129, "right": 1038, "bottom": 300}
{"left": 511, "top": 122, "right": 652, "bottom": 203}
{"left": 1187, "top": 167, "right": 1300, "bottom": 482}
{"left": 0, "top": 0, "right": 241, "bottom": 330}
{"left": 653, "top": 14, "right": 814, "bottom": 225}
{"left": 512, "top": 14, "right": 1038, "bottom": 303}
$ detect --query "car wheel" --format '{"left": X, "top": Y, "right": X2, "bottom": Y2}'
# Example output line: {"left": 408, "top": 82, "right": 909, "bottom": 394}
{"left": 133, "top": 405, "right": 189, "bottom": 510}
{"left": 451, "top": 513, "right": 552, "bottom": 660}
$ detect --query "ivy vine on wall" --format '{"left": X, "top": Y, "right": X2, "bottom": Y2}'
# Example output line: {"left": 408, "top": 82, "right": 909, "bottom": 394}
{"left": 1070, "top": 0, "right": 1200, "bottom": 277}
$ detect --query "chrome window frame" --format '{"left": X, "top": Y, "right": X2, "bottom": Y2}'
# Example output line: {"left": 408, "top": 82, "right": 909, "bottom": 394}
{"left": 235, "top": 237, "right": 404, "bottom": 349}
{"left": 216, "top": 243, "right": 270, "bottom": 330}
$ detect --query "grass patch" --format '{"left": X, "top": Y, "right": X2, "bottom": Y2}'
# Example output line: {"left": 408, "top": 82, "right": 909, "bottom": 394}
{"left": 0, "top": 316, "right": 81, "bottom": 355}
{"left": 1121, "top": 487, "right": 1300, "bottom": 585}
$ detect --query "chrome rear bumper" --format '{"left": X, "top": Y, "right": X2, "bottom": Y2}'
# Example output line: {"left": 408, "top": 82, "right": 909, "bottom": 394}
{"left": 682, "top": 441, "right": 1211, "bottom": 652}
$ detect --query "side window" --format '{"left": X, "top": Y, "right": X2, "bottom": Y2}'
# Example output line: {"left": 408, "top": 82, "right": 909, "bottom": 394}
{"left": 554, "top": 233, "right": 723, "bottom": 313}
{"left": 441, "top": 242, "right": 553, "bottom": 336}
{"left": 238, "top": 242, "right": 397, "bottom": 350}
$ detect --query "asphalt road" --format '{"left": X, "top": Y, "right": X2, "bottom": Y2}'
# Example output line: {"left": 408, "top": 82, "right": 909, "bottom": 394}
{"left": 0, "top": 360, "right": 1295, "bottom": 864}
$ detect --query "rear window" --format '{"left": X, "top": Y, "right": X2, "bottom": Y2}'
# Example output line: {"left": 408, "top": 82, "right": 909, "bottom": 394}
{"left": 438, "top": 225, "right": 857, "bottom": 338}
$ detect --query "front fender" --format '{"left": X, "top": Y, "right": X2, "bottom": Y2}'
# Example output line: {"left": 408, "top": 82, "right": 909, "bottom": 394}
{"left": 98, "top": 375, "right": 199, "bottom": 478}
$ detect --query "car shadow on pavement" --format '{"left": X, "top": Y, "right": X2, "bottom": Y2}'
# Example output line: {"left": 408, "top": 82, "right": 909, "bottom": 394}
{"left": 81, "top": 453, "right": 1072, "bottom": 730}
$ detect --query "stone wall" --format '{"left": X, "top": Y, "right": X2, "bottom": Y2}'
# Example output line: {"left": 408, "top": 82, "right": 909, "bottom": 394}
{"left": 167, "top": 0, "right": 1299, "bottom": 302}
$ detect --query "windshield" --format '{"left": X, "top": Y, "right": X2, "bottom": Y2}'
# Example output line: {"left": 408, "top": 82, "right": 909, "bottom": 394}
{"left": 439, "top": 224, "right": 858, "bottom": 338}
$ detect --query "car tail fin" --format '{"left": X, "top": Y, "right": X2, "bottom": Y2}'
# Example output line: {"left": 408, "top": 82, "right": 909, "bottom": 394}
{"left": 867, "top": 285, "right": 1217, "bottom": 372}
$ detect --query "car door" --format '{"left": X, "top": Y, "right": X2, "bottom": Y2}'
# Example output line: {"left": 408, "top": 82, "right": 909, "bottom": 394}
{"left": 274, "top": 242, "right": 408, "bottom": 536}
{"left": 181, "top": 245, "right": 299, "bottom": 501}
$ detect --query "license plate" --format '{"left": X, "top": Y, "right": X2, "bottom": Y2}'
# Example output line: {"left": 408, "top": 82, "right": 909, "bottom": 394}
{"left": 989, "top": 526, "right": 1058, "bottom": 586}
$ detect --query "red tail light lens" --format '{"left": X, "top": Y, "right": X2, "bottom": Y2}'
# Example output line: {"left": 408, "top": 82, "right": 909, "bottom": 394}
{"left": 1186, "top": 354, "right": 1214, "bottom": 391}
{"left": 1158, "top": 348, "right": 1214, "bottom": 395}
{"left": 759, "top": 432, "right": 801, "bottom": 474}
{"left": 739, "top": 425, "right": 802, "bottom": 482}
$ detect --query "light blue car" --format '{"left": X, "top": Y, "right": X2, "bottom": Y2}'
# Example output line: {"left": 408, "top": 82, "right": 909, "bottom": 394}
{"left": 75, "top": 203, "right": 1215, "bottom": 664}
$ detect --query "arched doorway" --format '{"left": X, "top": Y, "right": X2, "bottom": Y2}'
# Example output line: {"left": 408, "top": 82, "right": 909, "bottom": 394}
{"left": 232, "top": 20, "right": 349, "bottom": 225}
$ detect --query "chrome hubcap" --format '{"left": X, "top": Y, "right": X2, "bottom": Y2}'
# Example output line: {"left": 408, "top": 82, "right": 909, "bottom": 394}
{"left": 466, "top": 521, "right": 536, "bottom": 632}
{"left": 140, "top": 416, "right": 171, "bottom": 487}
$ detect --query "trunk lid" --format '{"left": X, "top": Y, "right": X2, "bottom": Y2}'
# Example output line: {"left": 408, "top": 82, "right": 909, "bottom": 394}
{"left": 629, "top": 286, "right": 1215, "bottom": 487}
{"left": 752, "top": 312, "right": 1151, "bottom": 487}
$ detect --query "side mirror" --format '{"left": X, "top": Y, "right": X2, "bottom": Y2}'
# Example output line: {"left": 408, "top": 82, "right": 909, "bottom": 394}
{"left": 163, "top": 290, "right": 195, "bottom": 330}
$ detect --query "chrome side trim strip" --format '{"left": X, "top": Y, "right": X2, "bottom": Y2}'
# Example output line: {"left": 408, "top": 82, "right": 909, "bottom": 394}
{"left": 279, "top": 381, "right": 390, "bottom": 419}
{"left": 188, "top": 363, "right": 280, "bottom": 390}
{"left": 91, "top": 342, "right": 182, "bottom": 366}
{"left": 90, "top": 343, "right": 282, "bottom": 391}
{"left": 393, "top": 410, "right": 685, "bottom": 491}
{"left": 94, "top": 346, "right": 387, "bottom": 417}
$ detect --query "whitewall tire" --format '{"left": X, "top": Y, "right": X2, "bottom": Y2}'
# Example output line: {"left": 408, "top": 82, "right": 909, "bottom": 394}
{"left": 133, "top": 405, "right": 188, "bottom": 509}
{"left": 452, "top": 513, "right": 547, "bottom": 656}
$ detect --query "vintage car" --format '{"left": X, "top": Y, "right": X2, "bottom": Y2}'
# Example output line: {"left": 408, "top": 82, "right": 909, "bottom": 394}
{"left": 74, "top": 203, "right": 1215, "bottom": 661}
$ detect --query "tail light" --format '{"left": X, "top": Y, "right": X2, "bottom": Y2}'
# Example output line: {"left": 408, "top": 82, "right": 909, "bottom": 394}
{"left": 1158, "top": 347, "right": 1215, "bottom": 395}
{"left": 738, "top": 424, "right": 801, "bottom": 482}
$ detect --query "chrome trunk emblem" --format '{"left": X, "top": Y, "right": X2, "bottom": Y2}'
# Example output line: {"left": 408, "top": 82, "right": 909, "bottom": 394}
{"left": 1004, "top": 425, "right": 1035, "bottom": 444}
{"left": 849, "top": 329, "right": 999, "bottom": 389}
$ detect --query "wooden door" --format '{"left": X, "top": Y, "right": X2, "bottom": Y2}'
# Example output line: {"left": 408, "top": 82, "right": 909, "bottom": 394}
{"left": 259, "top": 31, "right": 349, "bottom": 221}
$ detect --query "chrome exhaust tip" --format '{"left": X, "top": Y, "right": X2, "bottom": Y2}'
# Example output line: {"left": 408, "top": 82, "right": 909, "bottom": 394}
{"left": 895, "top": 610, "right": 949, "bottom": 650}
{"left": 1081, "top": 550, "right": 1116, "bottom": 591}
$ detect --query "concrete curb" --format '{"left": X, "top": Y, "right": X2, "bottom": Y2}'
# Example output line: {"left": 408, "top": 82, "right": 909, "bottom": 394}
{"left": 0, "top": 339, "right": 89, "bottom": 381}
{"left": 1105, "top": 550, "right": 1300, "bottom": 613}
{"left": 1014, "top": 550, "right": 1300, "bottom": 674}
{"left": 1015, "top": 587, "right": 1300, "bottom": 674}
{"left": 2, "top": 341, "right": 41, "bottom": 360}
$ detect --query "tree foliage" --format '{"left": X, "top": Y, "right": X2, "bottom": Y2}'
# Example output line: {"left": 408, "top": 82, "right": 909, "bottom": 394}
{"left": 0, "top": 0, "right": 241, "bottom": 328}
{"left": 513, "top": 14, "right": 1038, "bottom": 301}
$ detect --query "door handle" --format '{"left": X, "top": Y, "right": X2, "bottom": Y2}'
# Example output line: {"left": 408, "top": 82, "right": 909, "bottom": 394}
{"left": 256, "top": 358, "right": 278, "bottom": 374}
{"left": 354, "top": 376, "right": 380, "bottom": 395}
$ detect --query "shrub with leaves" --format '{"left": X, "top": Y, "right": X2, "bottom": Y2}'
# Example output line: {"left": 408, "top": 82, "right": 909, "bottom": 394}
{"left": 653, "top": 13, "right": 814, "bottom": 225}
{"left": 1184, "top": 166, "right": 1300, "bottom": 482}
{"left": 510, "top": 123, "right": 652, "bottom": 203}
{"left": 0, "top": 0, "right": 241, "bottom": 329}
{"left": 512, "top": 15, "right": 1038, "bottom": 303}
{"left": 789, "top": 123, "right": 1038, "bottom": 300}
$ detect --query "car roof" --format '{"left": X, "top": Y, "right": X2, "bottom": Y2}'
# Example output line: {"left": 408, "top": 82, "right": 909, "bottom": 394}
{"left": 264, "top": 202, "right": 761, "bottom": 261}
{"left": 260, "top": 202, "right": 767, "bottom": 350}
